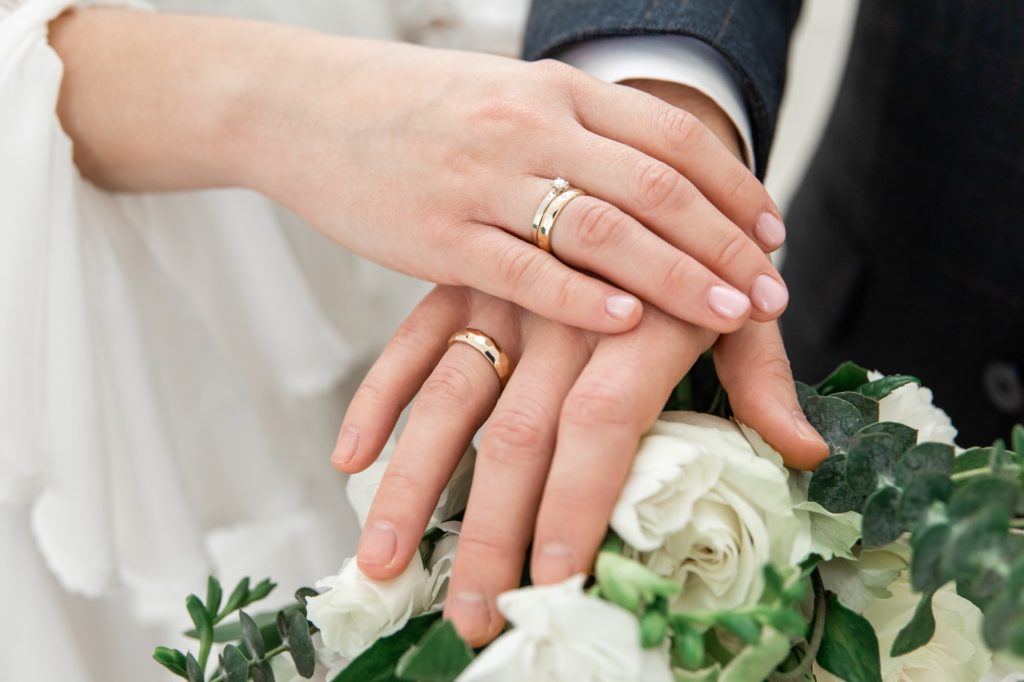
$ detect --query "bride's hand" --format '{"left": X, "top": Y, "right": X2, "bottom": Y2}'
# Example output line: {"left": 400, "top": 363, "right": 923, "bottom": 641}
{"left": 52, "top": 9, "right": 788, "bottom": 334}
{"left": 331, "top": 286, "right": 827, "bottom": 646}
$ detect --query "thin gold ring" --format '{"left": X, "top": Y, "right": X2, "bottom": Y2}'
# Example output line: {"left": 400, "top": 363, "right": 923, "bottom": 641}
{"left": 447, "top": 328, "right": 514, "bottom": 388}
{"left": 531, "top": 178, "right": 574, "bottom": 244}
{"left": 536, "top": 188, "right": 585, "bottom": 253}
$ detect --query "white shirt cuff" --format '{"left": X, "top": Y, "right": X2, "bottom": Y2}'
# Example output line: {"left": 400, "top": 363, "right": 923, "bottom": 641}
{"left": 555, "top": 35, "right": 755, "bottom": 170}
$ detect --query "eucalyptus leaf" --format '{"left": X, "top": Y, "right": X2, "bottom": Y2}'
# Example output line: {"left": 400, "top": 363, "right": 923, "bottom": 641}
{"left": 795, "top": 381, "right": 818, "bottom": 410}
{"left": 153, "top": 647, "right": 188, "bottom": 678}
{"left": 334, "top": 612, "right": 442, "bottom": 682}
{"left": 862, "top": 486, "right": 903, "bottom": 546}
{"left": 206, "top": 577, "right": 223, "bottom": 621}
{"left": 239, "top": 611, "right": 266, "bottom": 659}
{"left": 898, "top": 475, "right": 953, "bottom": 531}
{"left": 396, "top": 619, "right": 474, "bottom": 682}
{"left": 250, "top": 660, "right": 275, "bottom": 682}
{"left": 913, "top": 520, "right": 950, "bottom": 589}
{"left": 817, "top": 593, "right": 882, "bottom": 682}
{"left": 295, "top": 587, "right": 319, "bottom": 606}
{"left": 189, "top": 607, "right": 298, "bottom": 647}
{"left": 286, "top": 610, "right": 317, "bottom": 678}
{"left": 949, "top": 477, "right": 1018, "bottom": 519}
{"left": 808, "top": 454, "right": 865, "bottom": 513}
{"left": 894, "top": 443, "right": 954, "bottom": 488}
{"left": 982, "top": 595, "right": 1021, "bottom": 651}
{"left": 832, "top": 391, "right": 880, "bottom": 425}
{"left": 221, "top": 645, "right": 249, "bottom": 682}
{"left": 804, "top": 395, "right": 866, "bottom": 454}
{"left": 846, "top": 433, "right": 902, "bottom": 496}
{"left": 857, "top": 422, "right": 918, "bottom": 454}
{"left": 186, "top": 653, "right": 204, "bottom": 682}
{"left": 890, "top": 590, "right": 936, "bottom": 656}
{"left": 858, "top": 374, "right": 921, "bottom": 400}
{"left": 954, "top": 447, "right": 998, "bottom": 474}
{"left": 814, "top": 361, "right": 870, "bottom": 395}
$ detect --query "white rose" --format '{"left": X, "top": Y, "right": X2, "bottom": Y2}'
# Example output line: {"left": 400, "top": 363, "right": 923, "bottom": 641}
{"left": 868, "top": 370, "right": 957, "bottom": 445}
{"left": 817, "top": 542, "right": 909, "bottom": 614}
{"left": 456, "top": 575, "right": 672, "bottom": 682}
{"left": 308, "top": 522, "right": 461, "bottom": 661}
{"left": 612, "top": 412, "right": 801, "bottom": 612}
{"left": 814, "top": 579, "right": 991, "bottom": 682}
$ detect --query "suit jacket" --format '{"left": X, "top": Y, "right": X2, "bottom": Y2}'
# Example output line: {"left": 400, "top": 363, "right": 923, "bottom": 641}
{"left": 524, "top": 0, "right": 1024, "bottom": 445}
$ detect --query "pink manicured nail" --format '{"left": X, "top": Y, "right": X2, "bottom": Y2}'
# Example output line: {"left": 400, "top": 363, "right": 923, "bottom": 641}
{"left": 331, "top": 428, "right": 359, "bottom": 465}
{"left": 534, "top": 543, "right": 576, "bottom": 583}
{"left": 750, "top": 274, "right": 789, "bottom": 314}
{"left": 754, "top": 212, "right": 786, "bottom": 250}
{"left": 448, "top": 592, "right": 491, "bottom": 637}
{"left": 359, "top": 521, "right": 397, "bottom": 567}
{"left": 708, "top": 285, "right": 751, "bottom": 320}
{"left": 605, "top": 294, "right": 639, "bottom": 320}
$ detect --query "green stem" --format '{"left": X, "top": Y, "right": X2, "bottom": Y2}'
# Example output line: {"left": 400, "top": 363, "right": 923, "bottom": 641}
{"left": 768, "top": 570, "right": 826, "bottom": 682}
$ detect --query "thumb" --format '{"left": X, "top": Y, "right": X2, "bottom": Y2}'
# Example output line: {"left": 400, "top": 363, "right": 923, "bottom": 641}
{"left": 714, "top": 321, "right": 828, "bottom": 469}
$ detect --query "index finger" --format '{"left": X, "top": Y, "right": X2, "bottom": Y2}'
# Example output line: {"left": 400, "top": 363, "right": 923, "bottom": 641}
{"left": 530, "top": 310, "right": 716, "bottom": 584}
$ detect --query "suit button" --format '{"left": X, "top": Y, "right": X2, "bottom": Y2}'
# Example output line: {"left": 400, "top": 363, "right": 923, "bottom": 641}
{"left": 982, "top": 361, "right": 1023, "bottom": 414}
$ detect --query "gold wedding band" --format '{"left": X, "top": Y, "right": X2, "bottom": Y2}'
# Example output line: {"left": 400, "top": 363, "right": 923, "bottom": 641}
{"left": 447, "top": 328, "right": 514, "bottom": 387}
{"left": 531, "top": 177, "right": 585, "bottom": 253}
{"left": 537, "top": 188, "right": 585, "bottom": 253}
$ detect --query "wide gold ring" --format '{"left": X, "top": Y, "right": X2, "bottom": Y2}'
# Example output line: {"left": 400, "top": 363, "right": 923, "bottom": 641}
{"left": 531, "top": 178, "right": 585, "bottom": 253}
{"left": 536, "top": 188, "right": 585, "bottom": 253}
{"left": 447, "top": 328, "right": 514, "bottom": 388}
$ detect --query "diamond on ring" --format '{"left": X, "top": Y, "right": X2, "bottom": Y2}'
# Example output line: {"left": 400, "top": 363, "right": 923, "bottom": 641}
{"left": 552, "top": 177, "right": 570, "bottom": 192}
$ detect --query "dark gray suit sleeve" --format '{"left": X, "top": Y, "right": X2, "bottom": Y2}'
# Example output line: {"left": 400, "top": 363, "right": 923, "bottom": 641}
{"left": 523, "top": 1, "right": 801, "bottom": 179}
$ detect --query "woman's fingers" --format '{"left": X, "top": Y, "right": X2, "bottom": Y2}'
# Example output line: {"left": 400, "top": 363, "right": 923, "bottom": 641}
{"left": 444, "top": 323, "right": 592, "bottom": 646}
{"left": 356, "top": 311, "right": 520, "bottom": 580}
{"left": 531, "top": 311, "right": 716, "bottom": 584}
{"left": 332, "top": 287, "right": 468, "bottom": 474}
{"left": 714, "top": 321, "right": 829, "bottom": 469}
{"left": 573, "top": 78, "right": 786, "bottom": 252}
{"left": 462, "top": 227, "right": 644, "bottom": 333}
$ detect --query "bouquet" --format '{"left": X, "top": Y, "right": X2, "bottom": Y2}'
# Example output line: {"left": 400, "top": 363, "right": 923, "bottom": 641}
{"left": 153, "top": 360, "right": 1024, "bottom": 681}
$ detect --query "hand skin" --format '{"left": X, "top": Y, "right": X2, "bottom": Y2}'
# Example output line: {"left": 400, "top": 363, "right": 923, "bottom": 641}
{"left": 336, "top": 80, "right": 827, "bottom": 646}
{"left": 49, "top": 7, "right": 791, "bottom": 335}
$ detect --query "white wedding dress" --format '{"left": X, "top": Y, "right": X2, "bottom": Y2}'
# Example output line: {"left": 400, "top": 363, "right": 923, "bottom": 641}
{"left": 0, "top": 1, "right": 526, "bottom": 679}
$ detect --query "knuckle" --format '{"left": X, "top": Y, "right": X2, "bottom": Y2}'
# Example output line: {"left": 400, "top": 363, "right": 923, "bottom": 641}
{"left": 532, "top": 58, "right": 575, "bottom": 83}
{"left": 458, "top": 525, "right": 521, "bottom": 558}
{"left": 572, "top": 199, "right": 621, "bottom": 252}
{"left": 420, "top": 362, "right": 476, "bottom": 407}
{"left": 376, "top": 465, "right": 420, "bottom": 501}
{"left": 496, "top": 245, "right": 540, "bottom": 292}
{"left": 553, "top": 267, "right": 586, "bottom": 312}
{"left": 634, "top": 160, "right": 685, "bottom": 212}
{"left": 562, "top": 381, "right": 632, "bottom": 429}
{"left": 658, "top": 104, "right": 703, "bottom": 150}
{"left": 660, "top": 255, "right": 697, "bottom": 292}
{"left": 723, "top": 166, "right": 759, "bottom": 203}
{"left": 482, "top": 401, "right": 551, "bottom": 463}
{"left": 710, "top": 230, "right": 754, "bottom": 272}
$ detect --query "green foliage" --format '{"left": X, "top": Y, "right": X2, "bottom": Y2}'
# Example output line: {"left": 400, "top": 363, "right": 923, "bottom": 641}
{"left": 817, "top": 593, "right": 881, "bottom": 682}
{"left": 334, "top": 612, "right": 442, "bottom": 682}
{"left": 890, "top": 590, "right": 936, "bottom": 656}
{"left": 804, "top": 395, "right": 866, "bottom": 454}
{"left": 395, "top": 619, "right": 475, "bottom": 682}
{"left": 814, "top": 361, "right": 870, "bottom": 395}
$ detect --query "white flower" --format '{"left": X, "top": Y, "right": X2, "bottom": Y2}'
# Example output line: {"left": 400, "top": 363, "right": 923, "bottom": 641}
{"left": 308, "top": 523, "right": 461, "bottom": 660}
{"left": 612, "top": 412, "right": 802, "bottom": 612}
{"left": 456, "top": 575, "right": 672, "bottom": 682}
{"left": 868, "top": 370, "right": 957, "bottom": 445}
{"left": 818, "top": 542, "right": 909, "bottom": 614}
{"left": 814, "top": 579, "right": 991, "bottom": 682}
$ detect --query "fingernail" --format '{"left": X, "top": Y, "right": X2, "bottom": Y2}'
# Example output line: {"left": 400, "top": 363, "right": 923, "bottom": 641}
{"left": 331, "top": 428, "right": 359, "bottom": 465}
{"left": 605, "top": 294, "right": 639, "bottom": 320}
{"left": 750, "top": 274, "right": 789, "bottom": 314}
{"left": 793, "top": 410, "right": 822, "bottom": 443}
{"left": 534, "top": 542, "right": 576, "bottom": 583}
{"left": 708, "top": 285, "right": 751, "bottom": 320}
{"left": 359, "top": 521, "right": 397, "bottom": 567}
{"left": 754, "top": 212, "right": 786, "bottom": 250}
{"left": 448, "top": 592, "right": 491, "bottom": 638}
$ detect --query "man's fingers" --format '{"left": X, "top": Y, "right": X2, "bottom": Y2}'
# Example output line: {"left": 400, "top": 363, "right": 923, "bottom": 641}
{"left": 332, "top": 287, "right": 468, "bottom": 474}
{"left": 531, "top": 311, "right": 716, "bottom": 584}
{"left": 445, "top": 323, "right": 591, "bottom": 646}
{"left": 714, "top": 321, "right": 829, "bottom": 469}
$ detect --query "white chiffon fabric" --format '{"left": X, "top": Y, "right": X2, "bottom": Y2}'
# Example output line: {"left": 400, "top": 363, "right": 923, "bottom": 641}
{"left": 0, "top": 1, "right": 525, "bottom": 679}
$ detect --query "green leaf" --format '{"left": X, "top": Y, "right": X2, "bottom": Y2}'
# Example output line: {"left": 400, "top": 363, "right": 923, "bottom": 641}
{"left": 239, "top": 610, "right": 266, "bottom": 659}
{"left": 221, "top": 645, "right": 249, "bottom": 682}
{"left": 334, "top": 612, "right": 442, "bottom": 682}
{"left": 858, "top": 422, "right": 918, "bottom": 454}
{"left": 186, "top": 594, "right": 214, "bottom": 641}
{"left": 894, "top": 442, "right": 954, "bottom": 488}
{"left": 250, "top": 660, "right": 274, "bottom": 682}
{"left": 223, "top": 578, "right": 250, "bottom": 616}
{"left": 814, "top": 361, "right": 870, "bottom": 395}
{"left": 641, "top": 610, "right": 669, "bottom": 648}
{"left": 832, "top": 391, "right": 880, "bottom": 425}
{"left": 804, "top": 395, "right": 866, "bottom": 454}
{"left": 718, "top": 627, "right": 790, "bottom": 682}
{"left": 949, "top": 477, "right": 1018, "bottom": 519}
{"left": 716, "top": 613, "right": 761, "bottom": 645}
{"left": 982, "top": 595, "right": 1021, "bottom": 650}
{"left": 890, "top": 590, "right": 936, "bottom": 656}
{"left": 595, "top": 552, "right": 679, "bottom": 611}
{"left": 817, "top": 592, "right": 882, "bottom": 682}
{"left": 675, "top": 663, "right": 721, "bottom": 682}
{"left": 286, "top": 610, "right": 317, "bottom": 678}
{"left": 858, "top": 374, "right": 921, "bottom": 400}
{"left": 205, "top": 577, "right": 223, "bottom": 621}
{"left": 862, "top": 486, "right": 903, "bottom": 546}
{"left": 898, "top": 475, "right": 953, "bottom": 531}
{"left": 153, "top": 647, "right": 188, "bottom": 678}
{"left": 395, "top": 619, "right": 474, "bottom": 682}
{"left": 913, "top": 520, "right": 950, "bottom": 589}
{"left": 795, "top": 381, "right": 818, "bottom": 410}
{"left": 946, "top": 506, "right": 1011, "bottom": 604}
{"left": 672, "top": 622, "right": 706, "bottom": 671}
{"left": 248, "top": 578, "right": 277, "bottom": 604}
{"left": 845, "top": 433, "right": 902, "bottom": 496}
{"left": 1013, "top": 424, "right": 1024, "bottom": 458}
{"left": 808, "top": 454, "right": 865, "bottom": 513}
{"left": 186, "top": 653, "right": 204, "bottom": 682}
{"left": 189, "top": 606, "right": 301, "bottom": 646}
{"left": 760, "top": 608, "right": 809, "bottom": 639}
{"left": 954, "top": 447, "right": 999, "bottom": 475}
